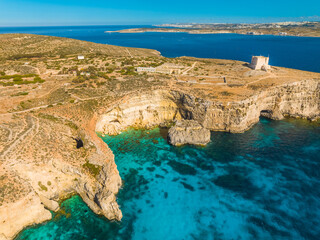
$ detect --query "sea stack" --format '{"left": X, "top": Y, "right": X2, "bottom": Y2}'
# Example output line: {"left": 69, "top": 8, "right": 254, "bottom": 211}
{"left": 167, "top": 120, "right": 211, "bottom": 146}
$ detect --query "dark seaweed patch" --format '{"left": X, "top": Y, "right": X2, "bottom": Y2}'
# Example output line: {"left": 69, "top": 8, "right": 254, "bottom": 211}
{"left": 153, "top": 161, "right": 161, "bottom": 166}
{"left": 146, "top": 167, "right": 155, "bottom": 172}
{"left": 164, "top": 192, "right": 168, "bottom": 199}
{"left": 249, "top": 216, "right": 291, "bottom": 238}
{"left": 172, "top": 177, "right": 180, "bottom": 182}
{"left": 181, "top": 182, "right": 195, "bottom": 191}
{"left": 162, "top": 168, "right": 168, "bottom": 173}
{"left": 196, "top": 160, "right": 214, "bottom": 171}
{"left": 213, "top": 173, "right": 259, "bottom": 199}
{"left": 168, "top": 160, "right": 197, "bottom": 175}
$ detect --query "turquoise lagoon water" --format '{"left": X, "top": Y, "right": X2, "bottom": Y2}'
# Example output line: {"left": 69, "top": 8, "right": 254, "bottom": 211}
{"left": 17, "top": 118, "right": 320, "bottom": 240}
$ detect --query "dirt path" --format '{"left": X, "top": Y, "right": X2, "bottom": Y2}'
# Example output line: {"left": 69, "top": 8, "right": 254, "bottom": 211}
{"left": 182, "top": 62, "right": 197, "bottom": 75}
{"left": 1, "top": 116, "right": 35, "bottom": 160}
{"left": 246, "top": 72, "right": 277, "bottom": 86}
{"left": 126, "top": 48, "right": 133, "bottom": 58}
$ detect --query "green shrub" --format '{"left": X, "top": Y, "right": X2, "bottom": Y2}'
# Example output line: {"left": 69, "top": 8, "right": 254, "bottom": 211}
{"left": 38, "top": 181, "right": 48, "bottom": 191}
{"left": 11, "top": 91, "right": 29, "bottom": 97}
{"left": 82, "top": 161, "right": 101, "bottom": 178}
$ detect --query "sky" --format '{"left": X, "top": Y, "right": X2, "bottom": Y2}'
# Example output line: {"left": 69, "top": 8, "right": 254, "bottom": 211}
{"left": 0, "top": 0, "right": 320, "bottom": 26}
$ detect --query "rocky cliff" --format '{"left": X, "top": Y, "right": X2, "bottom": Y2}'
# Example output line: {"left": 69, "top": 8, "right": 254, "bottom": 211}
{"left": 96, "top": 90, "right": 182, "bottom": 135}
{"left": 167, "top": 120, "right": 211, "bottom": 146}
{"left": 0, "top": 114, "right": 122, "bottom": 240}
{"left": 97, "top": 79, "right": 320, "bottom": 135}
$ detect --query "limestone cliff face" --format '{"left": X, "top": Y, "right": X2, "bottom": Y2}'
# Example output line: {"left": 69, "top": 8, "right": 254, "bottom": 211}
{"left": 193, "top": 79, "right": 320, "bottom": 132}
{"left": 97, "top": 79, "right": 319, "bottom": 135}
{"left": 96, "top": 90, "right": 182, "bottom": 135}
{"left": 168, "top": 120, "right": 211, "bottom": 146}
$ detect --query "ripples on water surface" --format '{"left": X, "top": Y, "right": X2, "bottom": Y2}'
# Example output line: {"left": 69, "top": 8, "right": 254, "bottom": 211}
{"left": 17, "top": 118, "right": 320, "bottom": 240}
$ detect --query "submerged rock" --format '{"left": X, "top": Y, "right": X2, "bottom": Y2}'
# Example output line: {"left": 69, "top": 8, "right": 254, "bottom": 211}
{"left": 167, "top": 120, "right": 211, "bottom": 146}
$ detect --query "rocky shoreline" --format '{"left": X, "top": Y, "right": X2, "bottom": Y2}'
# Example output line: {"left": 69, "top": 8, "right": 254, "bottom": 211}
{"left": 96, "top": 79, "right": 320, "bottom": 136}
{"left": 2, "top": 78, "right": 319, "bottom": 239}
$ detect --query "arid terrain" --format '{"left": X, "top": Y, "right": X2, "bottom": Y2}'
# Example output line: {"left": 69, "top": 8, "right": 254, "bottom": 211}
{"left": 108, "top": 21, "right": 320, "bottom": 37}
{"left": 0, "top": 34, "right": 319, "bottom": 239}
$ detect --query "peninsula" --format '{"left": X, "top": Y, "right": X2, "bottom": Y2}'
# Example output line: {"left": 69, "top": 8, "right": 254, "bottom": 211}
{"left": 106, "top": 21, "right": 320, "bottom": 37}
{"left": 0, "top": 34, "right": 319, "bottom": 239}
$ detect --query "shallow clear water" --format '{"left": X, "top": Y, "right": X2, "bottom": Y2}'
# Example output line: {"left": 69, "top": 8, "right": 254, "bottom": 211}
{"left": 1, "top": 25, "right": 320, "bottom": 72}
{"left": 16, "top": 118, "right": 320, "bottom": 240}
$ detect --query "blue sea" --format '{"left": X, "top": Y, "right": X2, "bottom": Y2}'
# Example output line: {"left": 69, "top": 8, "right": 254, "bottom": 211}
{"left": 5, "top": 26, "right": 320, "bottom": 239}
{"left": 1, "top": 25, "right": 320, "bottom": 72}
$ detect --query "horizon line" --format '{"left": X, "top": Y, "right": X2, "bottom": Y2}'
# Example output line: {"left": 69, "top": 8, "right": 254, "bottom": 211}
{"left": 1, "top": 20, "right": 319, "bottom": 28}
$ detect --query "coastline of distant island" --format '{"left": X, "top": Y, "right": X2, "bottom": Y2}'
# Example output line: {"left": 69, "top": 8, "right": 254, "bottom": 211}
{"left": 105, "top": 21, "right": 320, "bottom": 37}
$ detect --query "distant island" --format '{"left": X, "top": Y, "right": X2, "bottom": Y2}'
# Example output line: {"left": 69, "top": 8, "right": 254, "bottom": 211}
{"left": 106, "top": 21, "right": 320, "bottom": 37}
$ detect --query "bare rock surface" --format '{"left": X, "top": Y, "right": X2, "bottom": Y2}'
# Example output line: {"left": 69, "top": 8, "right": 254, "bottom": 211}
{"left": 167, "top": 120, "right": 211, "bottom": 146}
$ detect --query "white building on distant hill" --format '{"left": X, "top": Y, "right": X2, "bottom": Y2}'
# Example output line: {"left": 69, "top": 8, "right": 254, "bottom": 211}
{"left": 78, "top": 56, "right": 85, "bottom": 60}
{"left": 249, "top": 56, "right": 271, "bottom": 71}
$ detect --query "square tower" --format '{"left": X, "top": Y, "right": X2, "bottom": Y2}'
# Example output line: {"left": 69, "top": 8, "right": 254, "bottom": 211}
{"left": 249, "top": 56, "right": 271, "bottom": 70}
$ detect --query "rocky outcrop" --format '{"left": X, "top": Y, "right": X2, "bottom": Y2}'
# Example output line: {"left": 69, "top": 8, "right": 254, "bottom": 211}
{"left": 0, "top": 193, "right": 52, "bottom": 240}
{"left": 0, "top": 114, "right": 122, "bottom": 240}
{"left": 168, "top": 120, "right": 211, "bottom": 146}
{"left": 97, "top": 79, "right": 320, "bottom": 135}
{"left": 38, "top": 194, "right": 60, "bottom": 212}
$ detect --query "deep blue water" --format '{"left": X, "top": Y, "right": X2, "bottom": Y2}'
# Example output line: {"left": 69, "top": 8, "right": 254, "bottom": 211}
{"left": 17, "top": 118, "right": 320, "bottom": 240}
{"left": 1, "top": 25, "right": 320, "bottom": 72}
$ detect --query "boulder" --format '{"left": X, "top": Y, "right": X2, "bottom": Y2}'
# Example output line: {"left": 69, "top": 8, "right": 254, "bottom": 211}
{"left": 167, "top": 120, "right": 211, "bottom": 146}
{"left": 39, "top": 194, "right": 60, "bottom": 212}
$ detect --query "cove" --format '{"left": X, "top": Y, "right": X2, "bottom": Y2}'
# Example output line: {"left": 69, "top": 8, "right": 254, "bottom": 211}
{"left": 16, "top": 118, "right": 320, "bottom": 240}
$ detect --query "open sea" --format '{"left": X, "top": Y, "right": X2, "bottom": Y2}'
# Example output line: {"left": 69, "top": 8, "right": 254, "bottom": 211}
{"left": 1, "top": 25, "right": 320, "bottom": 72}
{"left": 3, "top": 26, "right": 319, "bottom": 240}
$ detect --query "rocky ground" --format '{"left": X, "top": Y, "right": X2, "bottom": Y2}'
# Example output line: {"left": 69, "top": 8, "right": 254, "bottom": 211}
{"left": 0, "top": 34, "right": 319, "bottom": 239}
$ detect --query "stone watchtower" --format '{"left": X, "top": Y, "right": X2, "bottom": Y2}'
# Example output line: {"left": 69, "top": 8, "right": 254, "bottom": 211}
{"left": 249, "top": 56, "right": 271, "bottom": 70}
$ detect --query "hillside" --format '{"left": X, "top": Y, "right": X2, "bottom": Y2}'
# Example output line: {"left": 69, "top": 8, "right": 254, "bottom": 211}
{"left": 0, "top": 34, "right": 160, "bottom": 60}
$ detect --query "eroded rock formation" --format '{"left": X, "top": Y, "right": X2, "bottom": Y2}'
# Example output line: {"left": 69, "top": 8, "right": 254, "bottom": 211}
{"left": 167, "top": 120, "right": 211, "bottom": 146}
{"left": 97, "top": 79, "right": 320, "bottom": 135}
